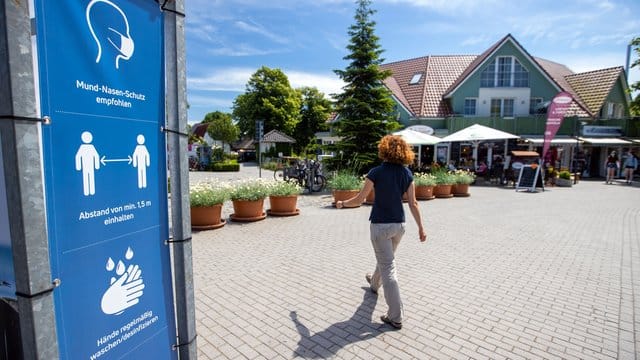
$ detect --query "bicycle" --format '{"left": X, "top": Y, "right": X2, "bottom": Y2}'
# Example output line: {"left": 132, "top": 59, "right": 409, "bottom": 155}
{"left": 274, "top": 158, "right": 326, "bottom": 193}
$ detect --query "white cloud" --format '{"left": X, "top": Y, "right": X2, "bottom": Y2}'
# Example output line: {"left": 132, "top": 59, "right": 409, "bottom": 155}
{"left": 187, "top": 68, "right": 345, "bottom": 96}
{"left": 285, "top": 70, "right": 345, "bottom": 96}
{"left": 206, "top": 44, "right": 280, "bottom": 57}
{"left": 555, "top": 52, "right": 630, "bottom": 73}
{"left": 188, "top": 94, "right": 235, "bottom": 108}
{"left": 234, "top": 20, "right": 290, "bottom": 44}
{"left": 188, "top": 68, "right": 253, "bottom": 92}
{"left": 381, "top": 0, "right": 504, "bottom": 15}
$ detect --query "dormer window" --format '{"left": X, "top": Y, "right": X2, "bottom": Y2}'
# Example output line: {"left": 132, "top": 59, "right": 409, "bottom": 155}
{"left": 409, "top": 73, "right": 422, "bottom": 85}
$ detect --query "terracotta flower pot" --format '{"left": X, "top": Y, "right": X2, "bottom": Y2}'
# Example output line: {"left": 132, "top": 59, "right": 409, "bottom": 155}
{"left": 268, "top": 195, "right": 299, "bottom": 216}
{"left": 230, "top": 198, "right": 266, "bottom": 222}
{"left": 365, "top": 189, "right": 375, "bottom": 204}
{"left": 452, "top": 183, "right": 470, "bottom": 197}
{"left": 433, "top": 184, "right": 453, "bottom": 198}
{"left": 190, "top": 204, "right": 225, "bottom": 230}
{"left": 332, "top": 189, "right": 360, "bottom": 207}
{"left": 415, "top": 185, "right": 435, "bottom": 200}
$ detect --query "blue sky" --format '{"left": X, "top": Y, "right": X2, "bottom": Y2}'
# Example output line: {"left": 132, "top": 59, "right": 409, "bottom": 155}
{"left": 185, "top": 0, "right": 640, "bottom": 123}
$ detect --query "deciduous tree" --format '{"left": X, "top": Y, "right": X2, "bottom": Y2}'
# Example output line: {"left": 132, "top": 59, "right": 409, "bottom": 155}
{"left": 232, "top": 67, "right": 301, "bottom": 138}
{"left": 294, "top": 87, "right": 332, "bottom": 154}
{"left": 202, "top": 111, "right": 239, "bottom": 150}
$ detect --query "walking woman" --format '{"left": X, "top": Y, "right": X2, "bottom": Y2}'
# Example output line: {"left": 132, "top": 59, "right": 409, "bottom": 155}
{"left": 605, "top": 151, "right": 618, "bottom": 184}
{"left": 623, "top": 151, "right": 638, "bottom": 185}
{"left": 336, "top": 135, "right": 427, "bottom": 329}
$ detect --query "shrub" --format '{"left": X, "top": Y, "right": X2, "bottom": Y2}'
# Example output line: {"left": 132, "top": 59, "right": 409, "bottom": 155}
{"left": 267, "top": 179, "right": 303, "bottom": 196}
{"left": 558, "top": 170, "right": 571, "bottom": 180}
{"left": 452, "top": 169, "right": 476, "bottom": 185}
{"left": 210, "top": 161, "right": 240, "bottom": 172}
{"left": 189, "top": 181, "right": 231, "bottom": 207}
{"left": 432, "top": 168, "right": 456, "bottom": 185}
{"left": 230, "top": 178, "right": 271, "bottom": 201}
{"left": 327, "top": 171, "right": 363, "bottom": 191}
{"left": 414, "top": 172, "right": 437, "bottom": 187}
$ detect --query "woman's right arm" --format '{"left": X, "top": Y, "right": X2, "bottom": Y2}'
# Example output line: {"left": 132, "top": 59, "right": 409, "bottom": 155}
{"left": 336, "top": 178, "right": 373, "bottom": 209}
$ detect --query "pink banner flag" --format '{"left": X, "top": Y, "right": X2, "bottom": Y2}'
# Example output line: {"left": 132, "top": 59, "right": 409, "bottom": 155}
{"left": 542, "top": 91, "right": 573, "bottom": 161}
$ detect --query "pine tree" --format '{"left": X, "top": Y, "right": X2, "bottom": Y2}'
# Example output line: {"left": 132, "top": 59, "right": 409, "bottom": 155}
{"left": 329, "top": 0, "right": 399, "bottom": 173}
{"left": 629, "top": 37, "right": 640, "bottom": 116}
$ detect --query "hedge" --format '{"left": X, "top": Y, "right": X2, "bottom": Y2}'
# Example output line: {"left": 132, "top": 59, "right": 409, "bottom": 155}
{"left": 209, "top": 162, "right": 240, "bottom": 172}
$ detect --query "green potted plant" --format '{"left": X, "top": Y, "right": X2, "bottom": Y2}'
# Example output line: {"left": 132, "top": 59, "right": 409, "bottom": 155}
{"left": 229, "top": 178, "right": 271, "bottom": 221}
{"left": 451, "top": 169, "right": 475, "bottom": 197}
{"left": 189, "top": 181, "right": 231, "bottom": 230}
{"left": 266, "top": 179, "right": 303, "bottom": 216}
{"left": 556, "top": 170, "right": 573, "bottom": 187}
{"left": 413, "top": 172, "right": 437, "bottom": 200}
{"left": 327, "top": 171, "right": 363, "bottom": 206}
{"left": 432, "top": 169, "right": 455, "bottom": 198}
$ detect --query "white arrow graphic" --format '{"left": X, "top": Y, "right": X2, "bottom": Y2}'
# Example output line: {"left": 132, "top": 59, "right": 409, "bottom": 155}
{"left": 101, "top": 155, "right": 133, "bottom": 166}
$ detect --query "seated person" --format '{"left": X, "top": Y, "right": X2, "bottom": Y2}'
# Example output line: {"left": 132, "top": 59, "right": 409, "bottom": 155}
{"left": 447, "top": 160, "right": 456, "bottom": 171}
{"left": 475, "top": 161, "right": 488, "bottom": 175}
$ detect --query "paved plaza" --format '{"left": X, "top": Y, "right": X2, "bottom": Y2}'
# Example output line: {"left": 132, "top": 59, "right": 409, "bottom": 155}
{"left": 189, "top": 164, "right": 639, "bottom": 359}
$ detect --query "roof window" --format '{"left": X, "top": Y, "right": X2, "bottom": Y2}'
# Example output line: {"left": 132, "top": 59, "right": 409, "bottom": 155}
{"left": 409, "top": 73, "right": 422, "bottom": 85}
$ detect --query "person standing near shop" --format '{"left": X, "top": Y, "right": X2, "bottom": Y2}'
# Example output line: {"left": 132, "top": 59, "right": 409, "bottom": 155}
{"left": 336, "top": 135, "right": 427, "bottom": 330}
{"left": 623, "top": 151, "right": 638, "bottom": 185}
{"left": 605, "top": 151, "right": 619, "bottom": 184}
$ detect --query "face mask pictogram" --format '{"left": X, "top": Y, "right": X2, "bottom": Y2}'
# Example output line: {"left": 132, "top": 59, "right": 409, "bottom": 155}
{"left": 86, "top": 0, "right": 135, "bottom": 69}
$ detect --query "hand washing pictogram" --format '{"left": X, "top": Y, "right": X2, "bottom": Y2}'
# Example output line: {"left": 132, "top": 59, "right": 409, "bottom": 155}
{"left": 100, "top": 247, "right": 144, "bottom": 315}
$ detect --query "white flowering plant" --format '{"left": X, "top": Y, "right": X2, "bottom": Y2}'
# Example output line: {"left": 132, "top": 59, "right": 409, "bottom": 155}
{"left": 189, "top": 181, "right": 232, "bottom": 207}
{"left": 452, "top": 169, "right": 476, "bottom": 185}
{"left": 267, "top": 179, "right": 303, "bottom": 196}
{"left": 414, "top": 172, "right": 437, "bottom": 186}
{"left": 229, "top": 178, "right": 271, "bottom": 201}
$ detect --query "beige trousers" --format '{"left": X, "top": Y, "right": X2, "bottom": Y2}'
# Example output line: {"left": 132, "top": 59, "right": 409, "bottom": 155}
{"left": 369, "top": 222, "right": 405, "bottom": 323}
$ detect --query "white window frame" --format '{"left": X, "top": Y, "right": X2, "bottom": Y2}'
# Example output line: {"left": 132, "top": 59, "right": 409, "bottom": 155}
{"left": 409, "top": 73, "right": 422, "bottom": 85}
{"left": 463, "top": 98, "right": 477, "bottom": 116}
{"left": 481, "top": 56, "right": 529, "bottom": 88}
{"left": 490, "top": 98, "right": 515, "bottom": 118}
{"left": 529, "top": 97, "right": 543, "bottom": 114}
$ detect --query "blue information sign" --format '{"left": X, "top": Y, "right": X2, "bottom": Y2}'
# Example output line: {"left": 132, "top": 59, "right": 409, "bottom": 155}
{"left": 35, "top": 1, "right": 176, "bottom": 358}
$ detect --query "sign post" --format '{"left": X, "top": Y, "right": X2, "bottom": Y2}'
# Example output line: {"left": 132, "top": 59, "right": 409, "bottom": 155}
{"left": 164, "top": 0, "right": 198, "bottom": 358}
{"left": 256, "top": 120, "right": 264, "bottom": 178}
{"left": 35, "top": 1, "right": 177, "bottom": 358}
{"left": 1, "top": 0, "right": 59, "bottom": 358}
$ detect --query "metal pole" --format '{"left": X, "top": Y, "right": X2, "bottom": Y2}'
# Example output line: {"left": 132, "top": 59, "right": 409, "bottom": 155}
{"left": 574, "top": 121, "right": 579, "bottom": 184}
{"left": 0, "top": 0, "right": 59, "bottom": 358}
{"left": 164, "top": 1, "right": 197, "bottom": 358}
{"left": 258, "top": 140, "right": 262, "bottom": 178}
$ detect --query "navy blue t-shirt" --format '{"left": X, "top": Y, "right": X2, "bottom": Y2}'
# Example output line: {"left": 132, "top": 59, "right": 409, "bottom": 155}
{"left": 366, "top": 162, "right": 413, "bottom": 223}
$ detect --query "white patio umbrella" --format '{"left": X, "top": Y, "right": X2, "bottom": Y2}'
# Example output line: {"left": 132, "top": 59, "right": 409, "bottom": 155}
{"left": 393, "top": 129, "right": 441, "bottom": 145}
{"left": 393, "top": 129, "right": 441, "bottom": 165}
{"left": 440, "top": 124, "right": 519, "bottom": 168}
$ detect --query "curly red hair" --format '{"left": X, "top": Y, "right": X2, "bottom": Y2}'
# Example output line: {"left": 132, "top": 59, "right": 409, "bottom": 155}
{"left": 378, "top": 135, "right": 414, "bottom": 165}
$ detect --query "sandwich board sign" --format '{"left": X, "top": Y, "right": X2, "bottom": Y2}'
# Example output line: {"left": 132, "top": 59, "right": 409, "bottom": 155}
{"left": 515, "top": 165, "right": 544, "bottom": 192}
{"left": 34, "top": 1, "right": 176, "bottom": 358}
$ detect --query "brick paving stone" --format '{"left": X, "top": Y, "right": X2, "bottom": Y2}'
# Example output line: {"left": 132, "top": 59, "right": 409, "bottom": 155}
{"left": 188, "top": 167, "right": 640, "bottom": 359}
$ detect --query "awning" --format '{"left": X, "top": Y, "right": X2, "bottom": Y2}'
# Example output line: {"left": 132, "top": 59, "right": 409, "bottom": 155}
{"left": 522, "top": 136, "right": 579, "bottom": 145}
{"left": 625, "top": 138, "right": 640, "bottom": 145}
{"left": 578, "top": 137, "right": 632, "bottom": 145}
{"left": 511, "top": 150, "right": 540, "bottom": 157}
